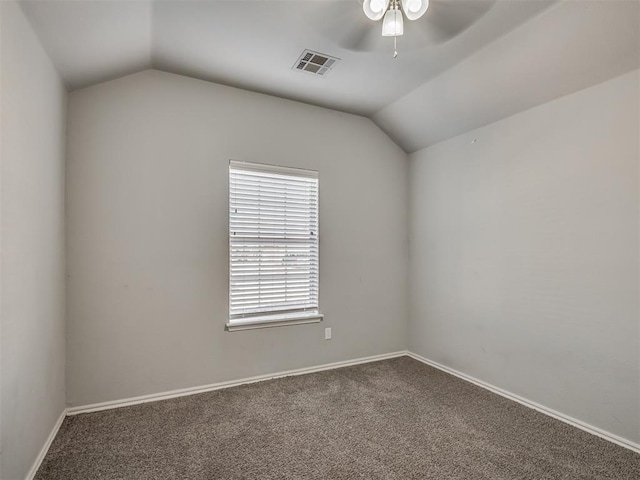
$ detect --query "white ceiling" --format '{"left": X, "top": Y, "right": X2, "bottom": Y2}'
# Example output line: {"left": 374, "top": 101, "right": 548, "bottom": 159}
{"left": 21, "top": 0, "right": 554, "bottom": 113}
{"left": 21, "top": 0, "right": 153, "bottom": 90}
{"left": 20, "top": 0, "right": 639, "bottom": 152}
{"left": 376, "top": 0, "right": 640, "bottom": 152}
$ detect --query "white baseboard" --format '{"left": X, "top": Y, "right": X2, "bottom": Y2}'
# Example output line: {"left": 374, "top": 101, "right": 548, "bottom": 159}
{"left": 406, "top": 351, "right": 640, "bottom": 454}
{"left": 67, "top": 350, "right": 409, "bottom": 415}
{"left": 25, "top": 408, "right": 68, "bottom": 480}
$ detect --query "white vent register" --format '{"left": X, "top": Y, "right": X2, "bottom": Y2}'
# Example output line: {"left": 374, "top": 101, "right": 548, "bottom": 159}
{"left": 227, "top": 160, "right": 322, "bottom": 331}
{"left": 293, "top": 49, "right": 340, "bottom": 76}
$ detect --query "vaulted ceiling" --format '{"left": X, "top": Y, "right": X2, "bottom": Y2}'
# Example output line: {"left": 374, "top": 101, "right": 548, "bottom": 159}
{"left": 20, "top": 0, "right": 640, "bottom": 152}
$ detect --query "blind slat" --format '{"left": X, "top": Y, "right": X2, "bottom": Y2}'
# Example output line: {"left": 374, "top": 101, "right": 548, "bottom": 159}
{"left": 229, "top": 163, "right": 319, "bottom": 319}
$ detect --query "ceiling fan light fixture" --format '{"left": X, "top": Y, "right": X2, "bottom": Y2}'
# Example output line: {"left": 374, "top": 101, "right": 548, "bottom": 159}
{"left": 381, "top": 7, "right": 404, "bottom": 37}
{"left": 401, "top": 0, "right": 429, "bottom": 21}
{"left": 363, "top": 0, "right": 390, "bottom": 21}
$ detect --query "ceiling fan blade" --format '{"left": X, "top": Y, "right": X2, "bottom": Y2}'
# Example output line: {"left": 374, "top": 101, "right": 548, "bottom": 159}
{"left": 340, "top": 20, "right": 383, "bottom": 51}
{"left": 417, "top": 0, "right": 495, "bottom": 45}
{"left": 301, "top": 0, "right": 493, "bottom": 53}
{"left": 304, "top": 0, "right": 384, "bottom": 52}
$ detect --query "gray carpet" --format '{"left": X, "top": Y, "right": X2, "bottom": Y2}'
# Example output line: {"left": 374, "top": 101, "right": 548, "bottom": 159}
{"left": 36, "top": 357, "right": 639, "bottom": 479}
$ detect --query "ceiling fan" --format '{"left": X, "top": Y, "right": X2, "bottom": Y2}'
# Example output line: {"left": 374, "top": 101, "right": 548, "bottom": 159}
{"left": 311, "top": 0, "right": 495, "bottom": 57}
{"left": 363, "top": 0, "right": 430, "bottom": 57}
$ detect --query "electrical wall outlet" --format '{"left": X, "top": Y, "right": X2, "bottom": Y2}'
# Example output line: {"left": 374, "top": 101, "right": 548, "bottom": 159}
{"left": 324, "top": 327, "right": 332, "bottom": 340}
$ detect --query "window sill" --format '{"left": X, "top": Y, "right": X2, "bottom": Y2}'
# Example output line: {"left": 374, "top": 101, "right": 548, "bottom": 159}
{"left": 226, "top": 311, "right": 324, "bottom": 332}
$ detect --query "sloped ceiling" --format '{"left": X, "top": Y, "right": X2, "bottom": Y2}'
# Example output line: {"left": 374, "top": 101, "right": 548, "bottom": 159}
{"left": 20, "top": 0, "right": 639, "bottom": 153}
{"left": 374, "top": 0, "right": 640, "bottom": 152}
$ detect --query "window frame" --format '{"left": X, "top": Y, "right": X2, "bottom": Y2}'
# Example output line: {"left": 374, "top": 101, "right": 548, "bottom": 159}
{"left": 226, "top": 160, "right": 323, "bottom": 332}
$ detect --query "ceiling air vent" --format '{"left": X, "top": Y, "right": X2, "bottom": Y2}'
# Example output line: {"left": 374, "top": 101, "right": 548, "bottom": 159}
{"left": 293, "top": 50, "right": 340, "bottom": 77}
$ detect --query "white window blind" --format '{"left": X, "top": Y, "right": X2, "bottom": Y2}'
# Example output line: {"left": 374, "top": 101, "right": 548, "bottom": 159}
{"left": 229, "top": 160, "right": 319, "bottom": 325}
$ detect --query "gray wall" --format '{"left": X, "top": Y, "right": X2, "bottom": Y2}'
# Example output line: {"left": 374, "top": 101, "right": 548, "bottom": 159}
{"left": 408, "top": 70, "right": 639, "bottom": 444}
{"left": 0, "top": 2, "right": 67, "bottom": 479}
{"left": 66, "top": 70, "right": 408, "bottom": 407}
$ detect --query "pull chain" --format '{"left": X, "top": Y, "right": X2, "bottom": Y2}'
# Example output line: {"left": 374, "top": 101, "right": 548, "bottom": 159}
{"left": 393, "top": 35, "right": 398, "bottom": 58}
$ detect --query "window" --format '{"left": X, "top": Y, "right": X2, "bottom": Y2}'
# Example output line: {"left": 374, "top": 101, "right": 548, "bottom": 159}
{"left": 227, "top": 160, "right": 322, "bottom": 331}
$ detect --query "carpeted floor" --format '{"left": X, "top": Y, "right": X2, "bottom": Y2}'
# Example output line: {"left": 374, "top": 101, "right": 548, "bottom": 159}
{"left": 36, "top": 357, "right": 639, "bottom": 479}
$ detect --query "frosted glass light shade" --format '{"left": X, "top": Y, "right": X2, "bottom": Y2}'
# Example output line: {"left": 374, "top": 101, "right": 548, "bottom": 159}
{"left": 401, "top": 0, "right": 429, "bottom": 20}
{"left": 382, "top": 8, "right": 404, "bottom": 36}
{"left": 363, "top": 0, "right": 390, "bottom": 21}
